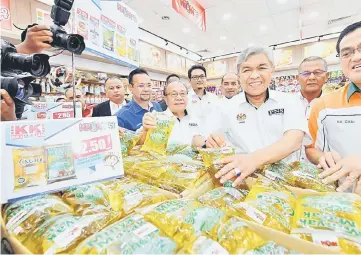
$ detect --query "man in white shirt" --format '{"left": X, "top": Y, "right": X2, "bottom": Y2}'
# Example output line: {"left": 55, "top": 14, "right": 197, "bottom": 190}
{"left": 220, "top": 72, "right": 241, "bottom": 99}
{"left": 92, "top": 77, "right": 128, "bottom": 117}
{"left": 296, "top": 56, "right": 329, "bottom": 161}
{"left": 187, "top": 65, "right": 219, "bottom": 137}
{"left": 297, "top": 56, "right": 329, "bottom": 120}
{"left": 139, "top": 81, "right": 202, "bottom": 146}
{"left": 203, "top": 45, "right": 311, "bottom": 187}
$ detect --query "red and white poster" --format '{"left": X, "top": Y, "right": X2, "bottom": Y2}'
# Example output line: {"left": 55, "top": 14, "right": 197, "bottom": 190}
{"left": 0, "top": 0, "right": 11, "bottom": 30}
{"left": 172, "top": 0, "right": 206, "bottom": 32}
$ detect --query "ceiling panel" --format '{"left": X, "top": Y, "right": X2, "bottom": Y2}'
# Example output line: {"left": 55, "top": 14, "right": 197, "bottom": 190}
{"left": 125, "top": 0, "right": 361, "bottom": 59}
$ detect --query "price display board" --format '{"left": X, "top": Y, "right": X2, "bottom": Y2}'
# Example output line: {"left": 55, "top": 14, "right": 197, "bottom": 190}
{"left": 0, "top": 117, "right": 123, "bottom": 203}
{"left": 28, "top": 102, "right": 82, "bottom": 120}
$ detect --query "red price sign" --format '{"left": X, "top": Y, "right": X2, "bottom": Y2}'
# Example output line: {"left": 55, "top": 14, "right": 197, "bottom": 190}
{"left": 77, "top": 134, "right": 112, "bottom": 158}
{"left": 53, "top": 111, "right": 74, "bottom": 119}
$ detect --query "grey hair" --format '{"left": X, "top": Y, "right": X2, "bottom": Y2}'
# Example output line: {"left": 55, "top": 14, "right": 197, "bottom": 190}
{"left": 237, "top": 45, "right": 274, "bottom": 73}
{"left": 163, "top": 81, "right": 188, "bottom": 96}
{"left": 298, "top": 56, "right": 328, "bottom": 73}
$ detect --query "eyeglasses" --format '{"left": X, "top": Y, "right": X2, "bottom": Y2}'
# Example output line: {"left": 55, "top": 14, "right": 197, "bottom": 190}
{"left": 299, "top": 70, "right": 326, "bottom": 78}
{"left": 166, "top": 92, "right": 188, "bottom": 98}
{"left": 135, "top": 83, "right": 152, "bottom": 89}
{"left": 191, "top": 75, "right": 206, "bottom": 81}
{"left": 338, "top": 44, "right": 361, "bottom": 59}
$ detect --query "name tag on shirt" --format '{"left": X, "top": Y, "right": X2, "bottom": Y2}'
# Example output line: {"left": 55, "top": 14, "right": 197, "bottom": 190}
{"left": 268, "top": 108, "right": 284, "bottom": 116}
{"left": 189, "top": 122, "right": 199, "bottom": 127}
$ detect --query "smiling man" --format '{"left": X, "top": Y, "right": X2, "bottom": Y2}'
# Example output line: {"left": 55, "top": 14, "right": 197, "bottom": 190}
{"left": 220, "top": 72, "right": 241, "bottom": 99}
{"left": 117, "top": 68, "right": 161, "bottom": 131}
{"left": 306, "top": 21, "right": 361, "bottom": 193}
{"left": 202, "top": 45, "right": 311, "bottom": 187}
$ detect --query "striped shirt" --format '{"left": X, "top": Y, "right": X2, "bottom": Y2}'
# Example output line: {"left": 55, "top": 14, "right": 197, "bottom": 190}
{"left": 307, "top": 82, "right": 361, "bottom": 158}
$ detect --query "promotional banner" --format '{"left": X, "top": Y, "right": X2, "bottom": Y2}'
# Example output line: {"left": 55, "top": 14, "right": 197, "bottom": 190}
{"left": 0, "top": 0, "right": 11, "bottom": 30}
{"left": 139, "top": 41, "right": 166, "bottom": 69}
{"left": 172, "top": 0, "right": 206, "bottom": 32}
{"left": 167, "top": 52, "right": 186, "bottom": 73}
{"left": 73, "top": 0, "right": 139, "bottom": 68}
{"left": 274, "top": 49, "right": 293, "bottom": 67}
{"left": 0, "top": 117, "right": 124, "bottom": 203}
{"left": 304, "top": 41, "right": 338, "bottom": 62}
{"left": 207, "top": 60, "right": 227, "bottom": 77}
{"left": 36, "top": 8, "right": 72, "bottom": 33}
{"left": 28, "top": 102, "right": 83, "bottom": 120}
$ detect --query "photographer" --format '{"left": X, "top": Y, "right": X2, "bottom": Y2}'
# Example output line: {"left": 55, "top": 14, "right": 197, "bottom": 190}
{"left": 15, "top": 25, "right": 53, "bottom": 54}
{"left": 1, "top": 26, "right": 53, "bottom": 121}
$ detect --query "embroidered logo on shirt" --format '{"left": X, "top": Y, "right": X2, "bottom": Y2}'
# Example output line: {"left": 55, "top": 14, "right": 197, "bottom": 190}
{"left": 192, "top": 100, "right": 198, "bottom": 103}
{"left": 268, "top": 108, "right": 284, "bottom": 116}
{"left": 189, "top": 122, "right": 198, "bottom": 127}
{"left": 236, "top": 113, "right": 247, "bottom": 123}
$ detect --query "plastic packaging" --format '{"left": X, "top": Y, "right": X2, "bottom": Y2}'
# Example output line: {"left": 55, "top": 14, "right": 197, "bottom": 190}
{"left": 292, "top": 192, "right": 361, "bottom": 254}
{"left": 76, "top": 213, "right": 178, "bottom": 254}
{"left": 24, "top": 212, "right": 119, "bottom": 254}
{"left": 284, "top": 161, "right": 336, "bottom": 191}
{"left": 12, "top": 147, "right": 46, "bottom": 190}
{"left": 4, "top": 195, "right": 72, "bottom": 243}
{"left": 119, "top": 129, "right": 142, "bottom": 156}
{"left": 198, "top": 146, "right": 235, "bottom": 168}
{"left": 141, "top": 113, "right": 175, "bottom": 156}
{"left": 62, "top": 183, "right": 111, "bottom": 215}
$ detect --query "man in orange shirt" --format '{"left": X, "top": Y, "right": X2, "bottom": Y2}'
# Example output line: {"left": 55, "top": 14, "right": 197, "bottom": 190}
{"left": 306, "top": 21, "right": 361, "bottom": 193}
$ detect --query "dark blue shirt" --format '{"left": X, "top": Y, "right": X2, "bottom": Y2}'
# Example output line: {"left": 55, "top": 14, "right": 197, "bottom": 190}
{"left": 116, "top": 99, "right": 162, "bottom": 131}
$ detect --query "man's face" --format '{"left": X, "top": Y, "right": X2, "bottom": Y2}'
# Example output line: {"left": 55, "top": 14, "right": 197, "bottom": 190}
{"left": 339, "top": 27, "right": 361, "bottom": 85}
{"left": 189, "top": 69, "right": 207, "bottom": 92}
{"left": 130, "top": 73, "right": 152, "bottom": 102}
{"left": 221, "top": 74, "right": 240, "bottom": 98}
{"left": 164, "top": 82, "right": 188, "bottom": 113}
{"left": 297, "top": 60, "right": 329, "bottom": 95}
{"left": 65, "top": 89, "right": 85, "bottom": 107}
{"left": 105, "top": 79, "right": 125, "bottom": 104}
{"left": 238, "top": 53, "right": 273, "bottom": 96}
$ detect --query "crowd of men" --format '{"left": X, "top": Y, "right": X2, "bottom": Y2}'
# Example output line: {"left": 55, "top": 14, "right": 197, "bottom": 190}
{"left": 1, "top": 21, "right": 360, "bottom": 194}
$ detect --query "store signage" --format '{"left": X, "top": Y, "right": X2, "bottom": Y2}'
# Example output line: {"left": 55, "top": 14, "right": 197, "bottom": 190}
{"left": 172, "top": 0, "right": 206, "bottom": 32}
{"left": 0, "top": 117, "right": 124, "bottom": 203}
{"left": 73, "top": 0, "right": 139, "bottom": 68}
{"left": 0, "top": 0, "right": 12, "bottom": 30}
{"left": 28, "top": 102, "right": 82, "bottom": 120}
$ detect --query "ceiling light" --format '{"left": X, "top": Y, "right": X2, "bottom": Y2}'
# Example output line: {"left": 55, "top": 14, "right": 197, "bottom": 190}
{"left": 248, "top": 43, "right": 254, "bottom": 47}
{"left": 165, "top": 40, "right": 168, "bottom": 46}
{"left": 260, "top": 25, "right": 268, "bottom": 31}
{"left": 276, "top": 0, "right": 288, "bottom": 3}
{"left": 186, "top": 51, "right": 189, "bottom": 54}
{"left": 220, "top": 36, "right": 227, "bottom": 40}
{"left": 182, "top": 28, "right": 191, "bottom": 33}
{"left": 223, "top": 13, "right": 232, "bottom": 20}
{"left": 308, "top": 11, "right": 319, "bottom": 19}
{"left": 180, "top": 47, "right": 183, "bottom": 50}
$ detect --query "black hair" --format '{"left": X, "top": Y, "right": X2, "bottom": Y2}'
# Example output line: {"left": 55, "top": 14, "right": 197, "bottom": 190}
{"left": 166, "top": 74, "right": 180, "bottom": 84}
{"left": 187, "top": 65, "right": 206, "bottom": 80}
{"left": 221, "top": 72, "right": 239, "bottom": 84}
{"left": 128, "top": 68, "right": 149, "bottom": 85}
{"left": 336, "top": 21, "right": 361, "bottom": 54}
{"left": 104, "top": 76, "right": 121, "bottom": 86}
{"left": 55, "top": 97, "right": 65, "bottom": 102}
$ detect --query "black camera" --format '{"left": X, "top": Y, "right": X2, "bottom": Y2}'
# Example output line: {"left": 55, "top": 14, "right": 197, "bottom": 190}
{"left": 1, "top": 40, "right": 50, "bottom": 77}
{"left": 50, "top": 0, "right": 85, "bottom": 55}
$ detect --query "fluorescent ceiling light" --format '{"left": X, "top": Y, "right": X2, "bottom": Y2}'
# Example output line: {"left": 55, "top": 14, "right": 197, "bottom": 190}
{"left": 223, "top": 13, "right": 232, "bottom": 20}
{"left": 260, "top": 25, "right": 268, "bottom": 31}
{"left": 220, "top": 36, "right": 227, "bottom": 40}
{"left": 277, "top": 0, "right": 288, "bottom": 3}
{"left": 308, "top": 11, "right": 319, "bottom": 19}
{"left": 182, "top": 28, "right": 191, "bottom": 33}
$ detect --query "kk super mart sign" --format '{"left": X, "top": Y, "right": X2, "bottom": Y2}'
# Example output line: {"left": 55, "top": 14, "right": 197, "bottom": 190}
{"left": 172, "top": 0, "right": 206, "bottom": 32}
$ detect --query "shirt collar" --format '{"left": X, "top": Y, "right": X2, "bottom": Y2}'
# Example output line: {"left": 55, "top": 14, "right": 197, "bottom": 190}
{"left": 189, "top": 89, "right": 206, "bottom": 98}
{"left": 164, "top": 108, "right": 188, "bottom": 118}
{"left": 130, "top": 99, "right": 154, "bottom": 113}
{"left": 347, "top": 82, "right": 361, "bottom": 102}
{"left": 244, "top": 89, "right": 270, "bottom": 108}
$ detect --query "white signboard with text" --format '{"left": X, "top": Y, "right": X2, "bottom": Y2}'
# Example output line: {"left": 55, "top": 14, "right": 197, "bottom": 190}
{"left": 0, "top": 117, "right": 123, "bottom": 203}
{"left": 28, "top": 102, "right": 82, "bottom": 120}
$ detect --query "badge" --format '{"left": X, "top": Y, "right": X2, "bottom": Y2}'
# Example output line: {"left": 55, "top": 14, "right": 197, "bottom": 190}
{"left": 237, "top": 113, "right": 247, "bottom": 123}
{"left": 192, "top": 100, "right": 198, "bottom": 103}
{"left": 268, "top": 108, "right": 284, "bottom": 116}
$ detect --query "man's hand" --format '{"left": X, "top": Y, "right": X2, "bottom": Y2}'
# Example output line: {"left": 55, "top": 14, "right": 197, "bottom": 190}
{"left": 142, "top": 112, "right": 156, "bottom": 131}
{"left": 192, "top": 135, "right": 205, "bottom": 148}
{"left": 214, "top": 154, "right": 261, "bottom": 187}
{"left": 206, "top": 133, "right": 226, "bottom": 148}
{"left": 16, "top": 25, "right": 53, "bottom": 54}
{"left": 319, "top": 153, "right": 361, "bottom": 192}
{"left": 317, "top": 151, "right": 342, "bottom": 172}
{"left": 0, "top": 89, "right": 16, "bottom": 121}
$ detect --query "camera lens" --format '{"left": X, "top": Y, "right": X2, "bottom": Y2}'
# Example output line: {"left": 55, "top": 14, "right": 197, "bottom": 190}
{"left": 66, "top": 35, "right": 85, "bottom": 55}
